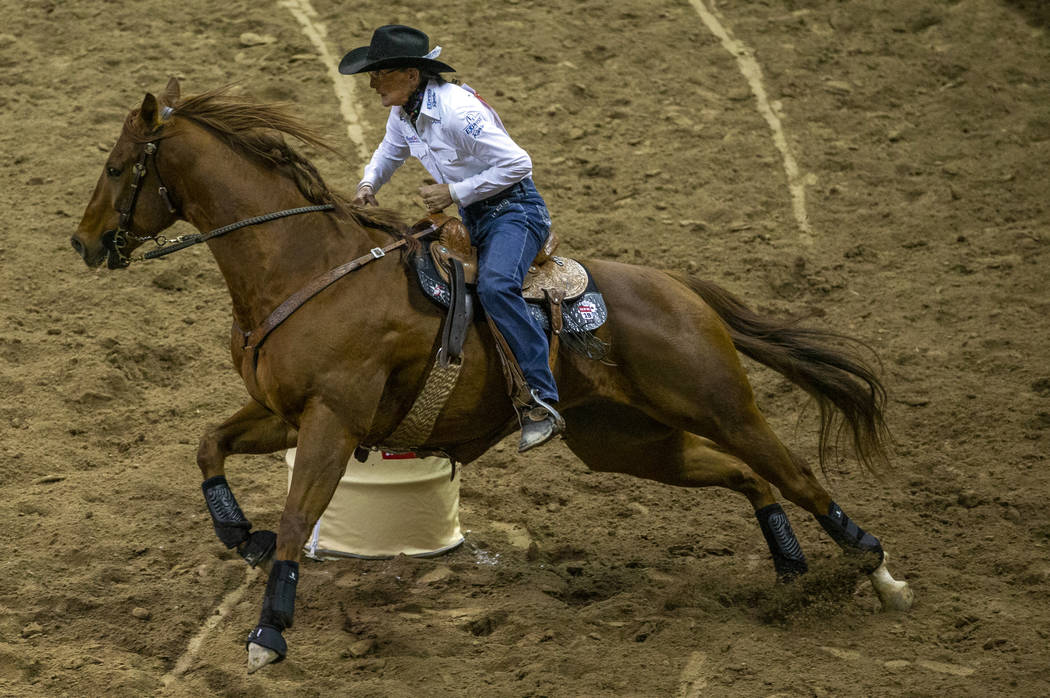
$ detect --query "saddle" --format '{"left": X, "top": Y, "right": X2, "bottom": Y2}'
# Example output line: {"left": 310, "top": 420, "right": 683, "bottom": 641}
{"left": 426, "top": 214, "right": 587, "bottom": 301}
{"left": 380, "top": 214, "right": 608, "bottom": 452}
{"left": 419, "top": 214, "right": 598, "bottom": 387}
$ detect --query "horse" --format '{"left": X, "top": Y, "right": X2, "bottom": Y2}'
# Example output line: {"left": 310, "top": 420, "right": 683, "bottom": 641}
{"left": 71, "top": 78, "right": 913, "bottom": 673}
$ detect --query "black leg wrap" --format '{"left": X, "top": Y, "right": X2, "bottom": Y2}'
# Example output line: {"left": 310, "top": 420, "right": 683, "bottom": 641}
{"left": 756, "top": 503, "right": 809, "bottom": 579}
{"left": 816, "top": 501, "right": 884, "bottom": 570}
{"left": 237, "top": 530, "right": 277, "bottom": 568}
{"left": 202, "top": 475, "right": 251, "bottom": 548}
{"left": 259, "top": 560, "right": 299, "bottom": 631}
{"left": 246, "top": 624, "right": 287, "bottom": 662}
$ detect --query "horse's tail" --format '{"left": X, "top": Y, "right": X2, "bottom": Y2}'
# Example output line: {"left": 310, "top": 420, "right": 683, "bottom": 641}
{"left": 675, "top": 274, "right": 891, "bottom": 475}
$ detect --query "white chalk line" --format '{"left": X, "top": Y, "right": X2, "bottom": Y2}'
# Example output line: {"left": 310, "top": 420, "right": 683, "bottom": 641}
{"left": 278, "top": 0, "right": 371, "bottom": 163}
{"left": 161, "top": 566, "right": 260, "bottom": 686}
{"left": 687, "top": 0, "right": 815, "bottom": 245}
{"left": 677, "top": 651, "right": 710, "bottom": 697}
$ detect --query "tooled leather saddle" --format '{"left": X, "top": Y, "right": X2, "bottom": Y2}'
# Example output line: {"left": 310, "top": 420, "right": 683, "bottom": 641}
{"left": 377, "top": 213, "right": 608, "bottom": 453}
{"left": 414, "top": 213, "right": 607, "bottom": 378}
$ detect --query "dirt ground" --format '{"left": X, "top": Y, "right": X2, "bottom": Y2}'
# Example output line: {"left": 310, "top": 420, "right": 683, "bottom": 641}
{"left": 2, "top": 0, "right": 1049, "bottom": 695}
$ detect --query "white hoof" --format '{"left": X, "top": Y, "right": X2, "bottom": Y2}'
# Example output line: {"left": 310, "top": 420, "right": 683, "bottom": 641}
{"left": 247, "top": 642, "right": 280, "bottom": 673}
{"left": 869, "top": 552, "right": 915, "bottom": 612}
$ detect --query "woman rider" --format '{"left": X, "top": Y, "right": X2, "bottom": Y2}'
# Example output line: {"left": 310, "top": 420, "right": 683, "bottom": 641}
{"left": 339, "top": 25, "right": 563, "bottom": 452}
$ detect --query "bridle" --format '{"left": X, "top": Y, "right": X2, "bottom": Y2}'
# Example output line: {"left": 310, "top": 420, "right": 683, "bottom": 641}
{"left": 104, "top": 131, "right": 334, "bottom": 267}
{"left": 100, "top": 117, "right": 444, "bottom": 380}
{"left": 104, "top": 140, "right": 171, "bottom": 267}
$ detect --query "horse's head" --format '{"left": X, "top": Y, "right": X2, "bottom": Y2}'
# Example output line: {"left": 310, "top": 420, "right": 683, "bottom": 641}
{"left": 72, "top": 78, "right": 183, "bottom": 269}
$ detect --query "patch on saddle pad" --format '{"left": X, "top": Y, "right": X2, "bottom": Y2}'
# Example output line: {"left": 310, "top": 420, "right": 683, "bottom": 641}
{"left": 413, "top": 252, "right": 609, "bottom": 359}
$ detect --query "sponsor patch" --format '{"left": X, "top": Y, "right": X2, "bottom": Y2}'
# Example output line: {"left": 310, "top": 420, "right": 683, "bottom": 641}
{"left": 577, "top": 301, "right": 596, "bottom": 320}
{"left": 463, "top": 110, "right": 484, "bottom": 139}
{"left": 426, "top": 89, "right": 437, "bottom": 109}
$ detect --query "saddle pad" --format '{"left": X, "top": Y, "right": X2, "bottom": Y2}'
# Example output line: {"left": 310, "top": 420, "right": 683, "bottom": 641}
{"left": 413, "top": 252, "right": 609, "bottom": 350}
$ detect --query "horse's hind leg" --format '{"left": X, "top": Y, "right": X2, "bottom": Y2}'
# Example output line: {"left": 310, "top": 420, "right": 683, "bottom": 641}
{"left": 686, "top": 400, "right": 912, "bottom": 610}
{"left": 562, "top": 401, "right": 810, "bottom": 581}
{"left": 197, "top": 399, "right": 297, "bottom": 568}
{"left": 566, "top": 402, "right": 911, "bottom": 607}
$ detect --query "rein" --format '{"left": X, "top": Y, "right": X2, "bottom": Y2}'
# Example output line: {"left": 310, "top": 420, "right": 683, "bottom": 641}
{"left": 142, "top": 204, "right": 337, "bottom": 260}
{"left": 106, "top": 136, "right": 335, "bottom": 266}
{"left": 111, "top": 131, "right": 442, "bottom": 385}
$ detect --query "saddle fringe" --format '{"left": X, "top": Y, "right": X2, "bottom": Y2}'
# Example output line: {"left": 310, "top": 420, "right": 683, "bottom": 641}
{"left": 561, "top": 330, "right": 611, "bottom": 362}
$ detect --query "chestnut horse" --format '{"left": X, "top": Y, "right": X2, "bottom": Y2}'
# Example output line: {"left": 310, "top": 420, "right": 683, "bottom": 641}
{"left": 72, "top": 79, "right": 912, "bottom": 672}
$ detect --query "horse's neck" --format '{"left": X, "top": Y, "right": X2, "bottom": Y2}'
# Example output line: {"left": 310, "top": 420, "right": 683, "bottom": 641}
{"left": 175, "top": 132, "right": 376, "bottom": 330}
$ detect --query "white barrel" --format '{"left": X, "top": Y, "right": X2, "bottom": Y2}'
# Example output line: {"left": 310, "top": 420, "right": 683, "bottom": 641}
{"left": 285, "top": 448, "right": 463, "bottom": 559}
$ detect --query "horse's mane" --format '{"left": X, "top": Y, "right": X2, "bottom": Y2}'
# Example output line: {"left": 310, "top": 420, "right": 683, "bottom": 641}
{"left": 129, "top": 85, "right": 408, "bottom": 240}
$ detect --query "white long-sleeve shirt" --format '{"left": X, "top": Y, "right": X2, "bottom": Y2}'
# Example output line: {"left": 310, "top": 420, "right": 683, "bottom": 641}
{"left": 359, "top": 80, "right": 533, "bottom": 207}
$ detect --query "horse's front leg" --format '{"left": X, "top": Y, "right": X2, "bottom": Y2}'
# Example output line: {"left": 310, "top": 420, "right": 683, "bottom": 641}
{"left": 198, "top": 399, "right": 297, "bottom": 568}
{"left": 246, "top": 399, "right": 356, "bottom": 673}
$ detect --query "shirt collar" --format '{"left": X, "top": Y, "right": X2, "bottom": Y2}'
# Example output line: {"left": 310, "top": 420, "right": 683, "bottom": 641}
{"left": 419, "top": 80, "right": 442, "bottom": 122}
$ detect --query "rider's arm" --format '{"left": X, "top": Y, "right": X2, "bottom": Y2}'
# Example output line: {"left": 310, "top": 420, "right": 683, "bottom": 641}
{"left": 359, "top": 109, "right": 411, "bottom": 193}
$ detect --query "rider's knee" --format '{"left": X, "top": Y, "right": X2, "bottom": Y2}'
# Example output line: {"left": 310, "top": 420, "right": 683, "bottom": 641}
{"left": 476, "top": 274, "right": 517, "bottom": 306}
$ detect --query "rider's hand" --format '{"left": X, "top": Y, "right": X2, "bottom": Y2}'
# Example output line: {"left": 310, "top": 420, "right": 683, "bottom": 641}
{"left": 353, "top": 183, "right": 378, "bottom": 207}
{"left": 419, "top": 183, "right": 454, "bottom": 212}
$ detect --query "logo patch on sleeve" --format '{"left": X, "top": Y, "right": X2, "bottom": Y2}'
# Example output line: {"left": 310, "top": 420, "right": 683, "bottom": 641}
{"left": 463, "top": 110, "right": 484, "bottom": 139}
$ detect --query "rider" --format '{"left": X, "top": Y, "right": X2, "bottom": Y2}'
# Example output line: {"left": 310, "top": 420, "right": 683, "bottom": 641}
{"left": 339, "top": 25, "right": 564, "bottom": 452}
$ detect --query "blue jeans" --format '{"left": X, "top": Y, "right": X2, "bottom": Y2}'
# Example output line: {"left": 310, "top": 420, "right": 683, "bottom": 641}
{"left": 460, "top": 179, "right": 559, "bottom": 404}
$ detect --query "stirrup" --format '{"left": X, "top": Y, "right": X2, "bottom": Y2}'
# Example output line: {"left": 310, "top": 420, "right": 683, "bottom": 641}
{"left": 518, "top": 390, "right": 565, "bottom": 453}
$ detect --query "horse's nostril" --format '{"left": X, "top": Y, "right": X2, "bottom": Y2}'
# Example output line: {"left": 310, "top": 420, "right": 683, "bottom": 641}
{"left": 70, "top": 236, "right": 85, "bottom": 257}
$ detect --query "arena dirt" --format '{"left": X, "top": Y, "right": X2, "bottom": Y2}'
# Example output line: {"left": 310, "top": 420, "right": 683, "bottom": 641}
{"left": 2, "top": 0, "right": 1049, "bottom": 695}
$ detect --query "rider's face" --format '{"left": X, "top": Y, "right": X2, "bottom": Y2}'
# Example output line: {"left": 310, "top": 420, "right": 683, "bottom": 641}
{"left": 369, "top": 68, "right": 420, "bottom": 108}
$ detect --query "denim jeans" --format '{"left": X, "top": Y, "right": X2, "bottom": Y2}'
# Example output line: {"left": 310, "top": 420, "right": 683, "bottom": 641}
{"left": 459, "top": 178, "right": 559, "bottom": 403}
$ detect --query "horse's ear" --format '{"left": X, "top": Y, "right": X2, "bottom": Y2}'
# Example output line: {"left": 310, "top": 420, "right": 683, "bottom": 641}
{"left": 161, "top": 77, "right": 181, "bottom": 107}
{"left": 139, "top": 92, "right": 162, "bottom": 131}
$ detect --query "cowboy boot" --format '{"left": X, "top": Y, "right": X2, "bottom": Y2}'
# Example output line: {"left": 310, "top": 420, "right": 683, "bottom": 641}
{"left": 518, "top": 391, "right": 565, "bottom": 453}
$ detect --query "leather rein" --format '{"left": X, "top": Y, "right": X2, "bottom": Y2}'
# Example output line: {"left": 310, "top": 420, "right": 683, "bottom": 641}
{"left": 105, "top": 137, "right": 336, "bottom": 267}
{"left": 109, "top": 135, "right": 439, "bottom": 378}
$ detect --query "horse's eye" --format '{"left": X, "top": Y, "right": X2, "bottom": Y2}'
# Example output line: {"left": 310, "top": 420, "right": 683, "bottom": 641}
{"left": 106, "top": 166, "right": 122, "bottom": 178}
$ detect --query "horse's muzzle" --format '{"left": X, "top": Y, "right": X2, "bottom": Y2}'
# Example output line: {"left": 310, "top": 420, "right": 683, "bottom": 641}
{"left": 70, "top": 232, "right": 113, "bottom": 269}
{"left": 70, "top": 234, "right": 87, "bottom": 260}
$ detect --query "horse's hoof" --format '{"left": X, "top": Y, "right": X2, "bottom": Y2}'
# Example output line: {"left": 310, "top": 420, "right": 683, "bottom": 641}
{"left": 247, "top": 643, "right": 280, "bottom": 673}
{"left": 238, "top": 530, "right": 277, "bottom": 569}
{"left": 245, "top": 623, "right": 286, "bottom": 673}
{"left": 868, "top": 552, "right": 915, "bottom": 612}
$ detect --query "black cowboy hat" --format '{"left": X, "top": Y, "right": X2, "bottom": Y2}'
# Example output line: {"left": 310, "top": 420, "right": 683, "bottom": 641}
{"left": 338, "top": 25, "right": 455, "bottom": 75}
